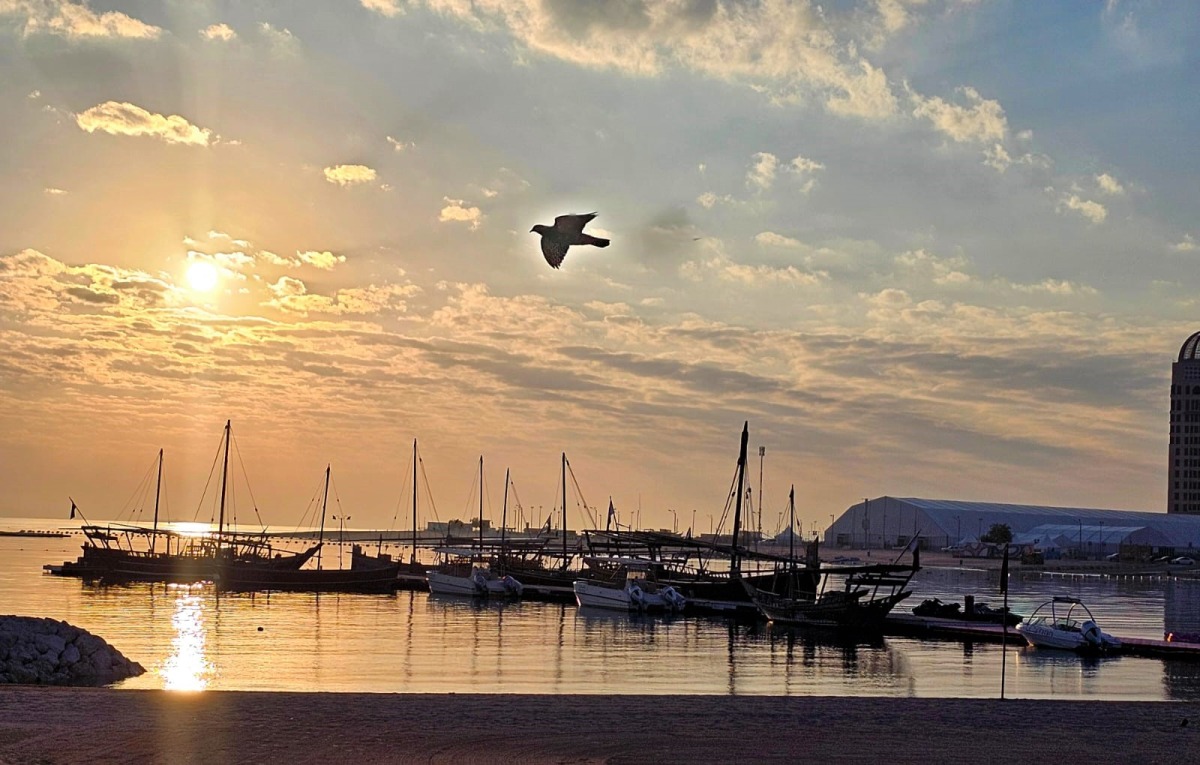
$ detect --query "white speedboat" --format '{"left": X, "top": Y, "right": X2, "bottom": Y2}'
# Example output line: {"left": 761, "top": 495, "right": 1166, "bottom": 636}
{"left": 573, "top": 562, "right": 686, "bottom": 613}
{"left": 1016, "top": 596, "right": 1121, "bottom": 653}
{"left": 427, "top": 561, "right": 523, "bottom": 598}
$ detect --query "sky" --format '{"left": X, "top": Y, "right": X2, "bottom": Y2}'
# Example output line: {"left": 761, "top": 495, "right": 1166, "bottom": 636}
{"left": 1, "top": 0, "right": 1198, "bottom": 537}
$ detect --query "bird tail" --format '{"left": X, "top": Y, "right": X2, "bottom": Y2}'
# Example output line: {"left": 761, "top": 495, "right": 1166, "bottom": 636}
{"left": 581, "top": 235, "right": 610, "bottom": 248}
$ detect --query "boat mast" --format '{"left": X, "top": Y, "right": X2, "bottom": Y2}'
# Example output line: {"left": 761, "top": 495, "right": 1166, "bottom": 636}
{"left": 730, "top": 421, "right": 749, "bottom": 577}
{"left": 317, "top": 464, "right": 330, "bottom": 570}
{"left": 788, "top": 485, "right": 795, "bottom": 569}
{"left": 561, "top": 452, "right": 568, "bottom": 569}
{"left": 501, "top": 468, "right": 509, "bottom": 550}
{"left": 477, "top": 456, "right": 484, "bottom": 562}
{"left": 151, "top": 448, "right": 163, "bottom": 553}
{"left": 217, "top": 420, "right": 231, "bottom": 538}
{"left": 411, "top": 438, "right": 418, "bottom": 564}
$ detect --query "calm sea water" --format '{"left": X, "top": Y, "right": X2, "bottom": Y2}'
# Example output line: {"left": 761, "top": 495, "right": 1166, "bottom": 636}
{"left": 4, "top": 518, "right": 1200, "bottom": 699}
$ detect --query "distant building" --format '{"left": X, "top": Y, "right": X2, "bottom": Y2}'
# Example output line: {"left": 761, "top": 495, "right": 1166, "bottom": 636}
{"left": 1169, "top": 331, "right": 1200, "bottom": 514}
{"left": 825, "top": 497, "right": 1200, "bottom": 560}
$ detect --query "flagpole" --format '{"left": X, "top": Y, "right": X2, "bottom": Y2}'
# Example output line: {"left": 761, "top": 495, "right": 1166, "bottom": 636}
{"left": 69, "top": 497, "right": 90, "bottom": 525}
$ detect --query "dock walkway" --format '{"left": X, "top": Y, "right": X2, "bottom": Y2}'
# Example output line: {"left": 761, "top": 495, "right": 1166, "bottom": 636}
{"left": 885, "top": 613, "right": 1200, "bottom": 660}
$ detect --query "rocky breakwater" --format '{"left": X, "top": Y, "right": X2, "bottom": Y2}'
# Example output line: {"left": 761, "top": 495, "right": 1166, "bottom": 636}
{"left": 0, "top": 615, "right": 145, "bottom": 686}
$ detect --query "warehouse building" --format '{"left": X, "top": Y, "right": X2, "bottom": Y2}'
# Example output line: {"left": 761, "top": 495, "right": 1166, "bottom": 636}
{"left": 824, "top": 497, "right": 1200, "bottom": 560}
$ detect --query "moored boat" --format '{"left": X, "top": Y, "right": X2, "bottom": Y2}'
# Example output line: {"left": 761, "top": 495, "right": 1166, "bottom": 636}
{"left": 425, "top": 457, "right": 523, "bottom": 599}
{"left": 573, "top": 559, "right": 686, "bottom": 613}
{"left": 1016, "top": 597, "right": 1121, "bottom": 653}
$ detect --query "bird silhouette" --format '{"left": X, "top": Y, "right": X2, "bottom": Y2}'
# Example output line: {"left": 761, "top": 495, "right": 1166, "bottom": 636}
{"left": 530, "top": 212, "right": 610, "bottom": 269}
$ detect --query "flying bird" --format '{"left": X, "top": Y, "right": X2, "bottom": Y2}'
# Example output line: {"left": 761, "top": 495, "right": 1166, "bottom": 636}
{"left": 530, "top": 212, "right": 610, "bottom": 269}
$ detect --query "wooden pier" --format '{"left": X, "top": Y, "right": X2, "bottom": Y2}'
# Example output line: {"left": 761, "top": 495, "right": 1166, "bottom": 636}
{"left": 884, "top": 613, "right": 1200, "bottom": 660}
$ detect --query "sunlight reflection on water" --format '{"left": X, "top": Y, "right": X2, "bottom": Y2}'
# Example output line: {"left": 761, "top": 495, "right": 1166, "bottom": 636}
{"left": 162, "top": 587, "right": 213, "bottom": 691}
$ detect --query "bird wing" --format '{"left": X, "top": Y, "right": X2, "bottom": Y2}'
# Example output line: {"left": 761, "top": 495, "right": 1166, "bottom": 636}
{"left": 541, "top": 238, "right": 569, "bottom": 269}
{"left": 553, "top": 212, "right": 597, "bottom": 235}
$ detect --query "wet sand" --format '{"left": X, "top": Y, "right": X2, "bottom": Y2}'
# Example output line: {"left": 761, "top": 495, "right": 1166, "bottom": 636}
{"left": 0, "top": 689, "right": 1187, "bottom": 764}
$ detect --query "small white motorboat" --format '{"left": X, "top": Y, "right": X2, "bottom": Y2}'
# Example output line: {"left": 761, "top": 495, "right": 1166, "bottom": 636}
{"left": 1016, "top": 596, "right": 1121, "bottom": 653}
{"left": 573, "top": 562, "right": 686, "bottom": 613}
{"left": 427, "top": 557, "right": 523, "bottom": 599}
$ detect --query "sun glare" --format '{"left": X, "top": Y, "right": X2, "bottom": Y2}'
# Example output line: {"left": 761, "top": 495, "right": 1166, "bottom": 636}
{"left": 186, "top": 261, "right": 219, "bottom": 292}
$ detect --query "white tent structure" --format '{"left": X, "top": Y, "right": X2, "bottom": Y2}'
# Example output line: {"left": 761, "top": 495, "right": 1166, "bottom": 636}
{"left": 826, "top": 497, "right": 1200, "bottom": 559}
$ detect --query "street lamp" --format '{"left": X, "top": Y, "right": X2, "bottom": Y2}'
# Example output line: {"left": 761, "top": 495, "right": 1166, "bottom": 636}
{"left": 333, "top": 514, "right": 350, "bottom": 569}
{"left": 669, "top": 508, "right": 678, "bottom": 535}
{"left": 863, "top": 498, "right": 870, "bottom": 550}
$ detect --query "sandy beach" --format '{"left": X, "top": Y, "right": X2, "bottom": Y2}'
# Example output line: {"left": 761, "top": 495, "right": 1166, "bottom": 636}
{"left": 0, "top": 689, "right": 1188, "bottom": 764}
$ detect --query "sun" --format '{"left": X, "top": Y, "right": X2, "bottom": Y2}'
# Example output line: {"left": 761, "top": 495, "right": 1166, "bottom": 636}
{"left": 186, "top": 261, "right": 219, "bottom": 292}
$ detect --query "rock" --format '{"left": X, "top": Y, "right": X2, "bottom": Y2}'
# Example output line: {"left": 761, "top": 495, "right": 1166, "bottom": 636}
{"left": 61, "top": 643, "right": 80, "bottom": 665}
{"left": 0, "top": 615, "right": 145, "bottom": 687}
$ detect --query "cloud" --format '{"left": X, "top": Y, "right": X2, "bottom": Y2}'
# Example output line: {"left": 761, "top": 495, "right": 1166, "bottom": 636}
{"left": 1007, "top": 278, "right": 1099, "bottom": 297}
{"left": 825, "top": 60, "right": 897, "bottom": 119}
{"left": 200, "top": 23, "right": 236, "bottom": 41}
{"left": 755, "top": 232, "right": 803, "bottom": 249}
{"left": 1095, "top": 173, "right": 1125, "bottom": 195}
{"left": 259, "top": 22, "right": 299, "bottom": 52}
{"left": 43, "top": 187, "right": 67, "bottom": 196}
{"left": 894, "top": 248, "right": 972, "bottom": 286}
{"left": 406, "top": 0, "right": 901, "bottom": 121}
{"left": 912, "top": 86, "right": 1007, "bottom": 144}
{"left": 386, "top": 135, "right": 411, "bottom": 151}
{"left": 438, "top": 198, "right": 483, "bottom": 229}
{"left": 3, "top": 0, "right": 161, "bottom": 39}
{"left": 361, "top": 0, "right": 404, "bottom": 17}
{"left": 1057, "top": 192, "right": 1108, "bottom": 224}
{"left": 75, "top": 102, "right": 215, "bottom": 146}
{"left": 697, "top": 192, "right": 735, "bottom": 209}
{"left": 323, "top": 164, "right": 378, "bottom": 186}
{"left": 788, "top": 153, "right": 824, "bottom": 193}
{"left": 747, "top": 152, "right": 778, "bottom": 191}
{"left": 1169, "top": 235, "right": 1197, "bottom": 253}
{"left": 296, "top": 251, "right": 346, "bottom": 270}
{"left": 790, "top": 154, "right": 824, "bottom": 175}
{"left": 682, "top": 244, "right": 824, "bottom": 287}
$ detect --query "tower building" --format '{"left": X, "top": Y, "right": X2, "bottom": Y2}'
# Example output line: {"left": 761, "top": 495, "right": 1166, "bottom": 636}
{"left": 1169, "top": 331, "right": 1200, "bottom": 513}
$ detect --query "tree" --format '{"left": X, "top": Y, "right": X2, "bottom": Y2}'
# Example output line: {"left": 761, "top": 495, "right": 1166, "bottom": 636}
{"left": 980, "top": 523, "right": 1013, "bottom": 544}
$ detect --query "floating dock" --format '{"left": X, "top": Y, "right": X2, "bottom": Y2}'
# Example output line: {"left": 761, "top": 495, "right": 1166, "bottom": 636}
{"left": 884, "top": 613, "right": 1200, "bottom": 660}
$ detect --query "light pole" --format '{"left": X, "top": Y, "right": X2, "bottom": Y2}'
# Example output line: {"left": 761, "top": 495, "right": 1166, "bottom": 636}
{"left": 669, "top": 508, "right": 678, "bottom": 534}
{"left": 881, "top": 498, "right": 888, "bottom": 549}
{"left": 863, "top": 498, "right": 870, "bottom": 550}
{"left": 333, "top": 514, "right": 350, "bottom": 568}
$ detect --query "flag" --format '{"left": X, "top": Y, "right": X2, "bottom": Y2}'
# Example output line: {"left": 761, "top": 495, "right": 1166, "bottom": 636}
{"left": 606, "top": 499, "right": 615, "bottom": 531}
{"left": 999, "top": 544, "right": 1010, "bottom": 594}
{"left": 541, "top": 514, "right": 552, "bottom": 535}
{"left": 69, "top": 499, "right": 76, "bottom": 520}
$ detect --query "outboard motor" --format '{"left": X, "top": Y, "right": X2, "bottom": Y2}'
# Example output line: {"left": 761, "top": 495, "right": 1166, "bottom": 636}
{"left": 501, "top": 575, "right": 523, "bottom": 596}
{"left": 662, "top": 586, "right": 686, "bottom": 612}
{"left": 627, "top": 584, "right": 645, "bottom": 611}
{"left": 470, "top": 569, "right": 490, "bottom": 595}
{"left": 1081, "top": 620, "right": 1103, "bottom": 647}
